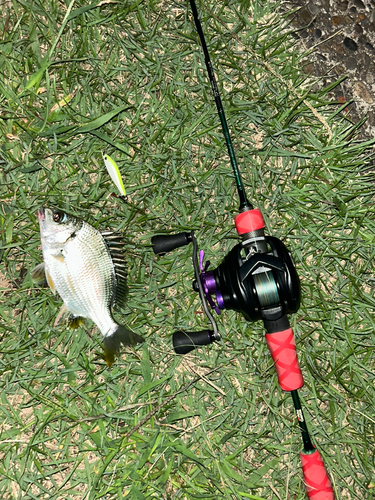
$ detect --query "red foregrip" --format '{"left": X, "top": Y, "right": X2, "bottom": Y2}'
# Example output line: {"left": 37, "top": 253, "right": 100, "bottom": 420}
{"left": 300, "top": 449, "right": 335, "bottom": 499}
{"left": 235, "top": 208, "right": 265, "bottom": 235}
{"left": 265, "top": 328, "right": 304, "bottom": 391}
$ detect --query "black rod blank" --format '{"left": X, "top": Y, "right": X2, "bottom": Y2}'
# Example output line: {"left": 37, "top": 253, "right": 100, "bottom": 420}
{"left": 189, "top": 0, "right": 252, "bottom": 211}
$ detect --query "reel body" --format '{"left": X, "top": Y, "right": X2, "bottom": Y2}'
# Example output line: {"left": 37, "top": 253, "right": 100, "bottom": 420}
{"left": 203, "top": 235, "right": 301, "bottom": 323}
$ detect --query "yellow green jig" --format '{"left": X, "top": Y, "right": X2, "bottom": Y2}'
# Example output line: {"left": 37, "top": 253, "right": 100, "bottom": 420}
{"left": 103, "top": 153, "right": 126, "bottom": 199}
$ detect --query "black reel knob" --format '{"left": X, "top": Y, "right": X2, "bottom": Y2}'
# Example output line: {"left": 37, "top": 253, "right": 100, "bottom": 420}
{"left": 173, "top": 329, "right": 216, "bottom": 354}
{"left": 151, "top": 232, "right": 192, "bottom": 255}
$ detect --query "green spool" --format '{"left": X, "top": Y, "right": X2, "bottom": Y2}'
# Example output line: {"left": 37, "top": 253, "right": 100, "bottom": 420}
{"left": 253, "top": 271, "right": 279, "bottom": 308}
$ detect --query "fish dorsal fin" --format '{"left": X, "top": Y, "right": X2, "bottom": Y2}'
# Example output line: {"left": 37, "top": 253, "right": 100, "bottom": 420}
{"left": 101, "top": 231, "right": 128, "bottom": 310}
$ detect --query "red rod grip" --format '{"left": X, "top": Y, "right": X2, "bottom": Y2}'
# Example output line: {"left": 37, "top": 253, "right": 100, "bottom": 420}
{"left": 265, "top": 328, "right": 304, "bottom": 391}
{"left": 235, "top": 208, "right": 265, "bottom": 235}
{"left": 300, "top": 449, "right": 335, "bottom": 499}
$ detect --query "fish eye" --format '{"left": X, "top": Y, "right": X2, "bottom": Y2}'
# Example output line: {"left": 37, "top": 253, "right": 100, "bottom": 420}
{"left": 52, "top": 211, "right": 66, "bottom": 223}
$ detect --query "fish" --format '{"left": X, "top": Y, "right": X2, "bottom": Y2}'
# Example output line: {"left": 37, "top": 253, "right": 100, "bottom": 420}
{"left": 31, "top": 207, "right": 144, "bottom": 366}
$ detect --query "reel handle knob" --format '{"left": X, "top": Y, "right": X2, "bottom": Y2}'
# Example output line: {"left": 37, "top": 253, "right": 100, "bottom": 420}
{"left": 173, "top": 329, "right": 215, "bottom": 354}
{"left": 151, "top": 232, "right": 192, "bottom": 255}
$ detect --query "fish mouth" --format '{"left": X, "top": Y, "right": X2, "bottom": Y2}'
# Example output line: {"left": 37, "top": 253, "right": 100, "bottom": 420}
{"left": 37, "top": 207, "right": 45, "bottom": 221}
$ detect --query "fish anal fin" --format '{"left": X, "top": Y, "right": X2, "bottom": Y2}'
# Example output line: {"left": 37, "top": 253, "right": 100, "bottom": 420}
{"left": 54, "top": 304, "right": 85, "bottom": 330}
{"left": 67, "top": 316, "right": 85, "bottom": 330}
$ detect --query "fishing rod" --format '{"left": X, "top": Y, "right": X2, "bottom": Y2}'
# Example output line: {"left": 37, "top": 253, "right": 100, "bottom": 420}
{"left": 152, "top": 1, "right": 335, "bottom": 498}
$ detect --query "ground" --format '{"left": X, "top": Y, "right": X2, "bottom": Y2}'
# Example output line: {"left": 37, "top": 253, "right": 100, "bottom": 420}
{"left": 284, "top": 0, "right": 375, "bottom": 142}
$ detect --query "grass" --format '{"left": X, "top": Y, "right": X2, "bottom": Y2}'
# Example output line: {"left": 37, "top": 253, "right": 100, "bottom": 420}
{"left": 0, "top": 0, "right": 375, "bottom": 498}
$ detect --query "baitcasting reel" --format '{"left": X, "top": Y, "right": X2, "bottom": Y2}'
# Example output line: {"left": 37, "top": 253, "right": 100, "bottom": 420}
{"left": 152, "top": 208, "right": 301, "bottom": 354}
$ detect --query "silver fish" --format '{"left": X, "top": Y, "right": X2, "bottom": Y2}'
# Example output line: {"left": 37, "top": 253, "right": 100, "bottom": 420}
{"left": 31, "top": 207, "right": 144, "bottom": 366}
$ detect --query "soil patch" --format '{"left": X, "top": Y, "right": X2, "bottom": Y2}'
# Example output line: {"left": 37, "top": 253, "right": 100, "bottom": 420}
{"left": 284, "top": 0, "right": 375, "bottom": 141}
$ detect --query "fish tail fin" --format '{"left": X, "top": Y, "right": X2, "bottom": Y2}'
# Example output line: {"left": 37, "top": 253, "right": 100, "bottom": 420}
{"left": 103, "top": 326, "right": 144, "bottom": 368}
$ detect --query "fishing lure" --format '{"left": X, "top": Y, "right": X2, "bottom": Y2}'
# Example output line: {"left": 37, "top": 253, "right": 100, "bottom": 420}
{"left": 103, "top": 153, "right": 127, "bottom": 199}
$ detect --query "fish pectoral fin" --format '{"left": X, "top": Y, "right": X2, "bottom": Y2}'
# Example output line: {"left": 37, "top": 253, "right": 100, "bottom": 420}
{"left": 45, "top": 269, "right": 56, "bottom": 294}
{"left": 31, "top": 261, "right": 58, "bottom": 294}
{"left": 54, "top": 304, "right": 85, "bottom": 329}
{"left": 52, "top": 252, "right": 65, "bottom": 263}
{"left": 31, "top": 263, "right": 47, "bottom": 286}
{"left": 103, "top": 326, "right": 144, "bottom": 368}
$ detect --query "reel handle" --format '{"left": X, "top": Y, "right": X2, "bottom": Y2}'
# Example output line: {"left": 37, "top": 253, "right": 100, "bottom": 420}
{"left": 151, "top": 232, "right": 192, "bottom": 255}
{"left": 173, "top": 329, "right": 215, "bottom": 354}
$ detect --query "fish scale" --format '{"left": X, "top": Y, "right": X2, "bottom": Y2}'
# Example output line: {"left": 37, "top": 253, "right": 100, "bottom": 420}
{"left": 53, "top": 222, "right": 115, "bottom": 334}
